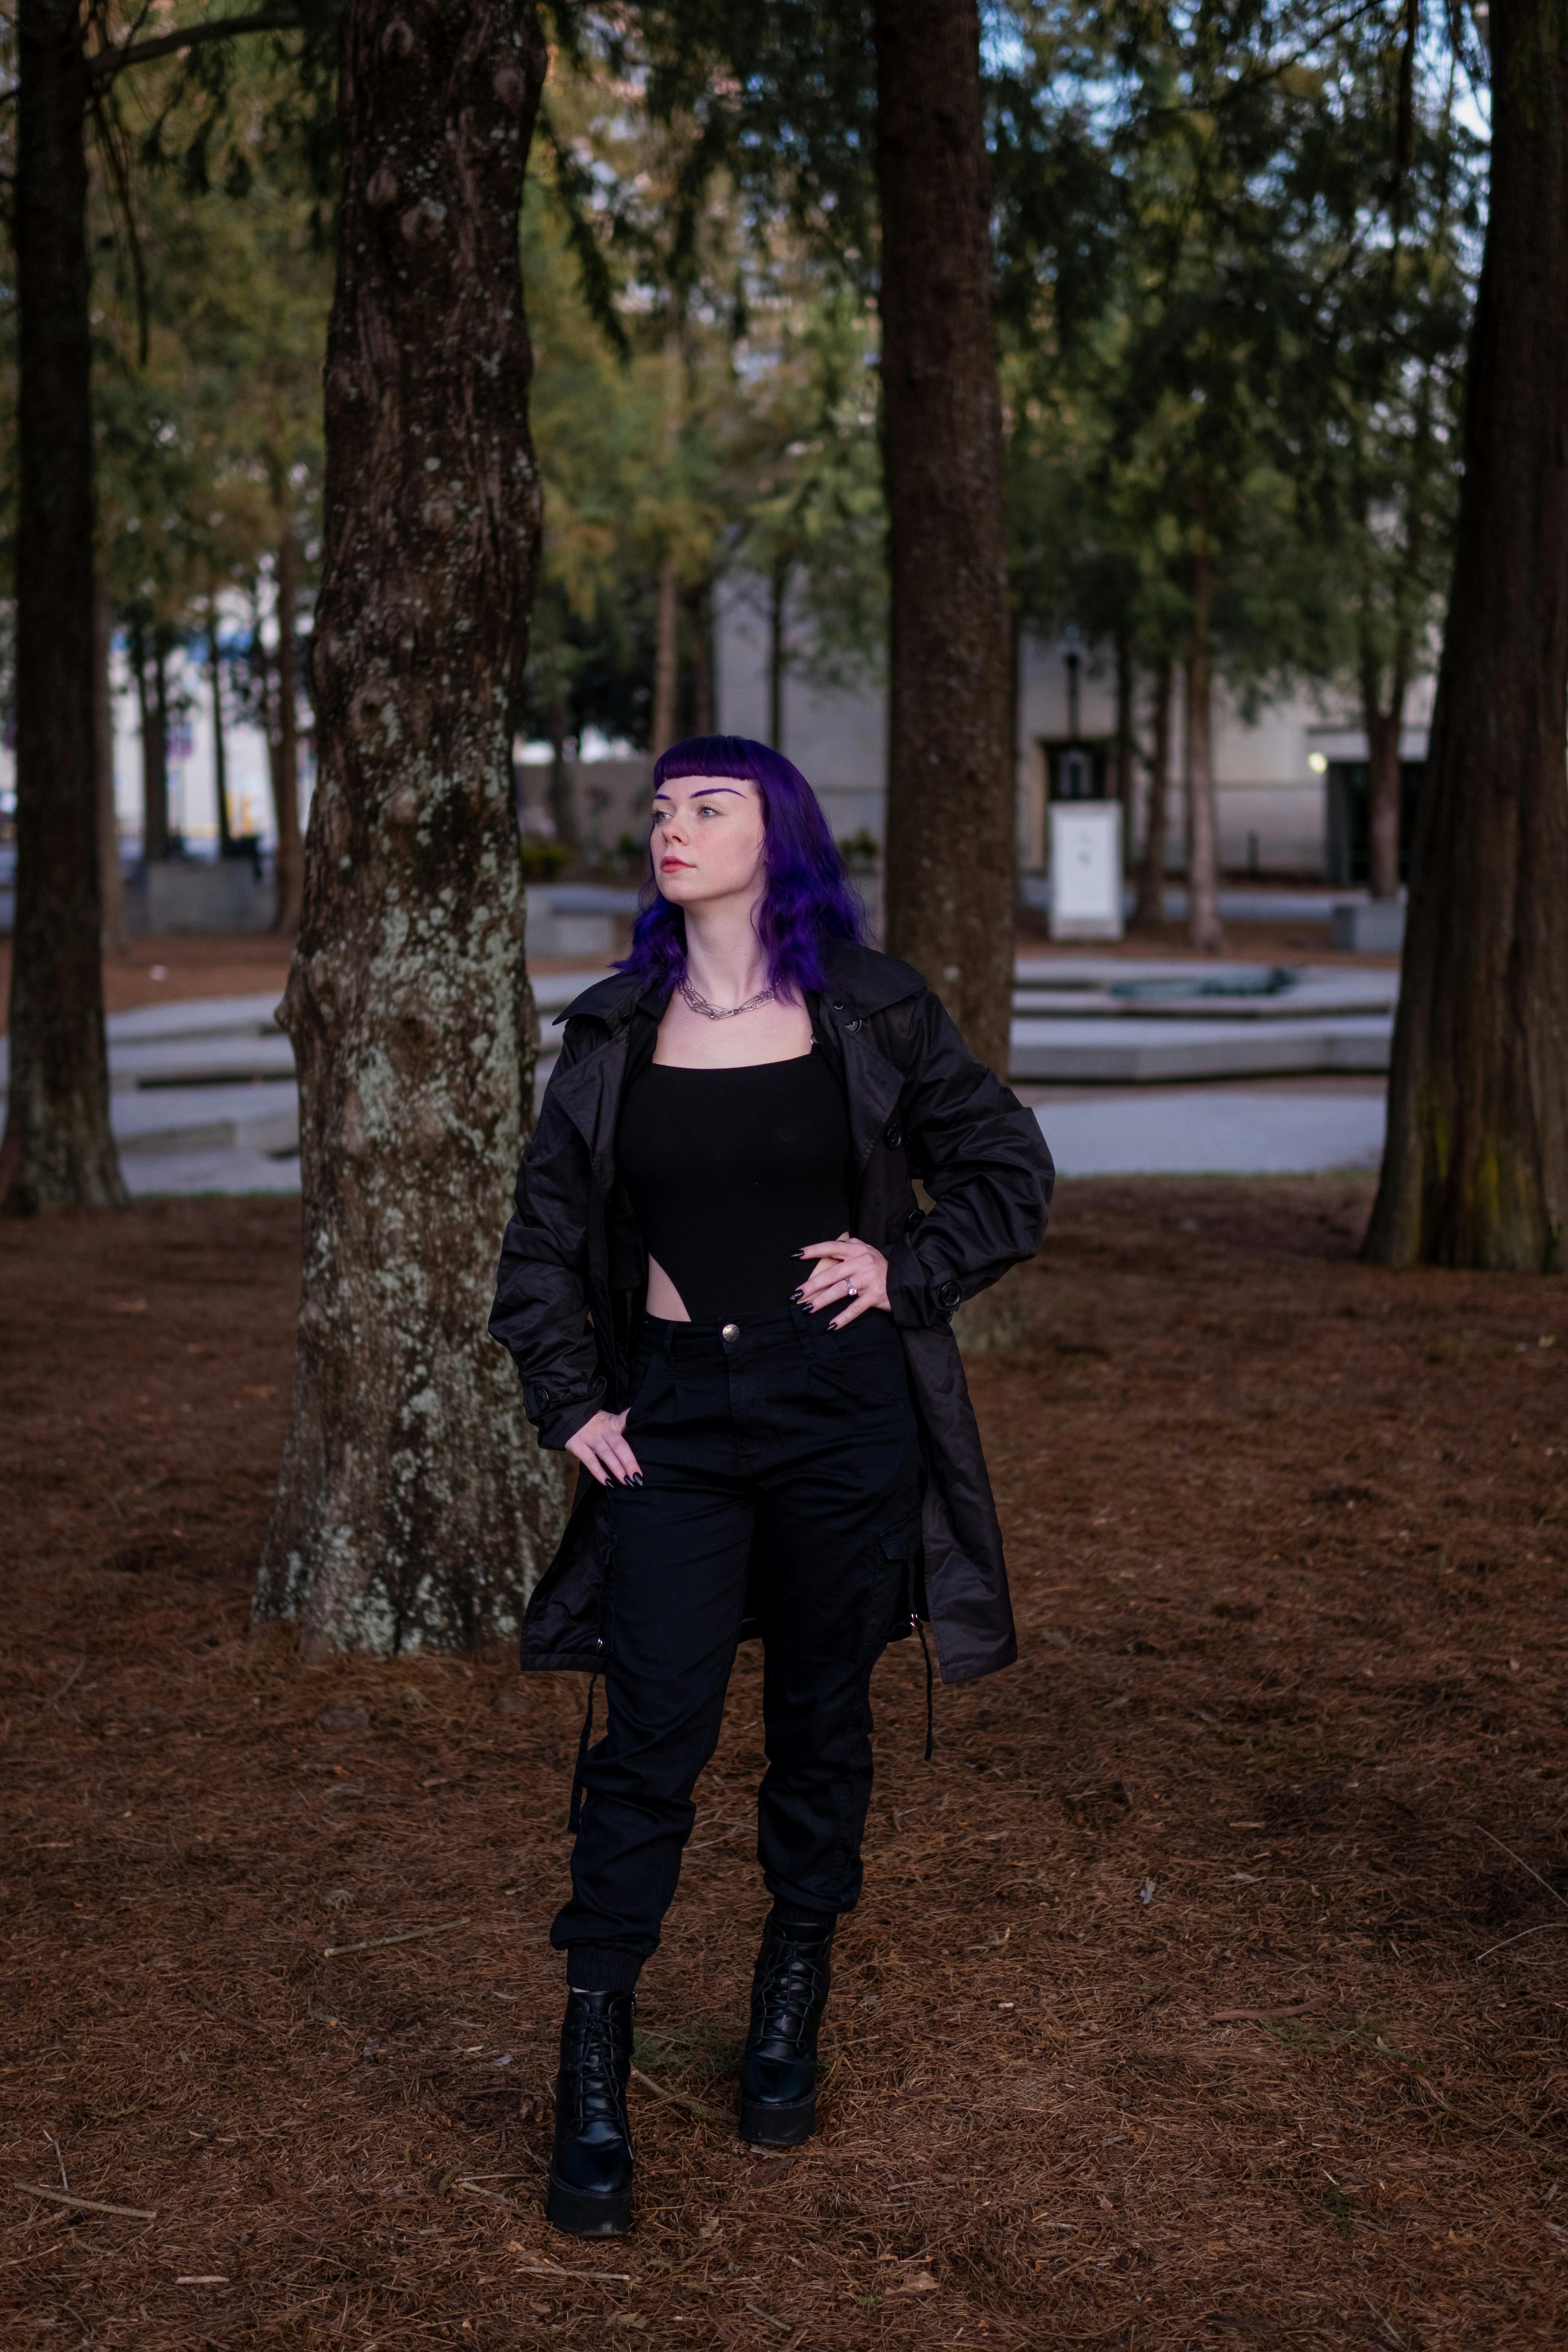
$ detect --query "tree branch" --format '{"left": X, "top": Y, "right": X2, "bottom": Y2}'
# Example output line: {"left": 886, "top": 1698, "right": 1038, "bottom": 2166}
{"left": 87, "top": 9, "right": 303, "bottom": 85}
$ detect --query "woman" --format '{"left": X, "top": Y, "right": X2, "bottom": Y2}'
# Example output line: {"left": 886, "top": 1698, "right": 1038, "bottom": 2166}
{"left": 490, "top": 736, "right": 1052, "bottom": 2238}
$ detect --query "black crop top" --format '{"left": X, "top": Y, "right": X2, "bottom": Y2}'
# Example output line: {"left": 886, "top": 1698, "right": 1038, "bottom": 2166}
{"left": 616, "top": 1048, "right": 854, "bottom": 1323}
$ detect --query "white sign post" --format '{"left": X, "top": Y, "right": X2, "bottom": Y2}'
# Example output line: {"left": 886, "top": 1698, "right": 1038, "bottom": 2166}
{"left": 1049, "top": 801, "right": 1124, "bottom": 940}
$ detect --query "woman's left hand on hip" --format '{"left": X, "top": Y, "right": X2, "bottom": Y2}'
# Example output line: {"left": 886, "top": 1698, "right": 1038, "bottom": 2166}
{"left": 792, "top": 1232, "right": 890, "bottom": 1329}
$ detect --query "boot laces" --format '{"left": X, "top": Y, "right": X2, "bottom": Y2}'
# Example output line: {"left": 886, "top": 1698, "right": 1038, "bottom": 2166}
{"left": 757, "top": 1940, "right": 825, "bottom": 2046}
{"left": 566, "top": 2003, "right": 628, "bottom": 2132}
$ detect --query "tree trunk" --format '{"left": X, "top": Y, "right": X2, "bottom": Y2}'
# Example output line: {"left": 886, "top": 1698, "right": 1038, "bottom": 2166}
{"left": 547, "top": 687, "right": 578, "bottom": 855}
{"left": 1364, "top": 694, "right": 1405, "bottom": 901}
{"left": 1114, "top": 628, "right": 1135, "bottom": 876}
{"left": 210, "top": 593, "right": 234, "bottom": 859}
{"left": 250, "top": 586, "right": 280, "bottom": 839}
{"left": 768, "top": 555, "right": 788, "bottom": 752}
{"left": 132, "top": 617, "right": 167, "bottom": 860}
{"left": 152, "top": 633, "right": 173, "bottom": 846}
{"left": 874, "top": 0, "right": 1013, "bottom": 1077}
{"left": 1365, "top": 0, "right": 1568, "bottom": 1270}
{"left": 0, "top": 2, "right": 123, "bottom": 1215}
{"left": 255, "top": 0, "right": 562, "bottom": 1657}
{"left": 652, "top": 547, "right": 678, "bottom": 753}
{"left": 1183, "top": 553, "right": 1224, "bottom": 955}
{"left": 1134, "top": 656, "right": 1172, "bottom": 930}
{"left": 691, "top": 575, "right": 714, "bottom": 735}
{"left": 94, "top": 572, "right": 124, "bottom": 951}
{"left": 271, "top": 503, "right": 304, "bottom": 931}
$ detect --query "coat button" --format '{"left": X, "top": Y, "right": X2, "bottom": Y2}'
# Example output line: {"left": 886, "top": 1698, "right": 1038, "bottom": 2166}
{"left": 885, "top": 1123, "right": 902, "bottom": 1149}
{"left": 722, "top": 1322, "right": 740, "bottom": 1342}
{"left": 831, "top": 999, "right": 845, "bottom": 1011}
{"left": 937, "top": 1279, "right": 963, "bottom": 1311}
{"left": 536, "top": 1386, "right": 550, "bottom": 1407}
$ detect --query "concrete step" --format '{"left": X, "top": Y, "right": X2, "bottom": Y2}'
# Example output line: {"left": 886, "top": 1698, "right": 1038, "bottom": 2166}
{"left": 1008, "top": 1015, "right": 1392, "bottom": 1084}
{"left": 122, "top": 1147, "right": 304, "bottom": 1198}
{"left": 111, "top": 1080, "right": 299, "bottom": 1157}
{"left": 105, "top": 993, "right": 285, "bottom": 1044}
{"left": 106, "top": 1035, "right": 297, "bottom": 1090}
{"left": 1037, "top": 1089, "right": 1386, "bottom": 1176}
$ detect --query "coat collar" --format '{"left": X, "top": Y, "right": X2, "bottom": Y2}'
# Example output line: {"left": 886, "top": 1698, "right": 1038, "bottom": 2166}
{"left": 553, "top": 968, "right": 659, "bottom": 1028}
{"left": 553, "top": 938, "right": 925, "bottom": 1029}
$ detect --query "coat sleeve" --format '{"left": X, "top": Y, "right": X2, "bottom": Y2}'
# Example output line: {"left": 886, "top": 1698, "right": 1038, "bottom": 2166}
{"left": 881, "top": 990, "right": 1055, "bottom": 1331}
{"left": 488, "top": 1020, "right": 608, "bottom": 1451}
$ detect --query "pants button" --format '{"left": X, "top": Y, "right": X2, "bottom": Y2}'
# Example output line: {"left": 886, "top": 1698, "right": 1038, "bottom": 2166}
{"left": 721, "top": 1322, "right": 740, "bottom": 1342}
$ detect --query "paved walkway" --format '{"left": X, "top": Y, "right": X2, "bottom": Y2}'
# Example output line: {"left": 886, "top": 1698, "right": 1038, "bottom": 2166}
{"left": 5, "top": 969, "right": 1395, "bottom": 1193}
{"left": 1030, "top": 1082, "right": 1386, "bottom": 1178}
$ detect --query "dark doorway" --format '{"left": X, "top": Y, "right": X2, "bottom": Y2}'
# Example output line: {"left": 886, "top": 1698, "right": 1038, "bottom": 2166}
{"left": 1044, "top": 738, "right": 1110, "bottom": 801}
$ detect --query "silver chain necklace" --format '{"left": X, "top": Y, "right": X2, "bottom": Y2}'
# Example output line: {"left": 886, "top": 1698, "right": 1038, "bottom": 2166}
{"left": 678, "top": 973, "right": 777, "bottom": 1021}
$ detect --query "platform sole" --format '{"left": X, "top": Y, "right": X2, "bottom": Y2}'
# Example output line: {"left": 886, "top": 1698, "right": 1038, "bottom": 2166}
{"left": 737, "top": 2090, "right": 817, "bottom": 2147}
{"left": 545, "top": 2172, "right": 632, "bottom": 2236}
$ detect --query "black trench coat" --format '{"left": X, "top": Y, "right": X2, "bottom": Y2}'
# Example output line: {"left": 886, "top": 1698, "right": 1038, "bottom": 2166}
{"left": 489, "top": 939, "right": 1054, "bottom": 1685}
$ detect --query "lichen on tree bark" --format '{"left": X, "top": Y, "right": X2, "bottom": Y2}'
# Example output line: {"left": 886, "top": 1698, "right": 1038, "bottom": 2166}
{"left": 254, "top": 1, "right": 564, "bottom": 1654}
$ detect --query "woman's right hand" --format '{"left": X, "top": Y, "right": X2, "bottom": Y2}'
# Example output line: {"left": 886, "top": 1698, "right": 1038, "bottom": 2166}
{"left": 565, "top": 1407, "right": 643, "bottom": 1488}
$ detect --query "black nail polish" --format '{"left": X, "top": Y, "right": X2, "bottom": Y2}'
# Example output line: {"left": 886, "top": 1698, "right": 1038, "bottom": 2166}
{"left": 790, "top": 1287, "right": 805, "bottom": 1302}
{"left": 630, "top": 1474, "right": 643, "bottom": 1487}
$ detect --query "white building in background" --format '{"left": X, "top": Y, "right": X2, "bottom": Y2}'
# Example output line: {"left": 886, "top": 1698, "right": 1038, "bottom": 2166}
{"left": 715, "top": 578, "right": 1435, "bottom": 886}
{"left": 0, "top": 581, "right": 1430, "bottom": 894}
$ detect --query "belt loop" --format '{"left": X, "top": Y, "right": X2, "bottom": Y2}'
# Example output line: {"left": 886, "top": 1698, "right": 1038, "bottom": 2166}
{"left": 567, "top": 1668, "right": 599, "bottom": 1832}
{"left": 912, "top": 1614, "right": 934, "bottom": 1763}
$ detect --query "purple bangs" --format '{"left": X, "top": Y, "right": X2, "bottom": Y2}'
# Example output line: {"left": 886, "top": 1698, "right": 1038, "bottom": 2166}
{"left": 614, "top": 735, "right": 868, "bottom": 1003}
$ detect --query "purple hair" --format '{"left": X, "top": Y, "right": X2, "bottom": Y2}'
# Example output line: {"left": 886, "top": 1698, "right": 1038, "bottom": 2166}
{"left": 614, "top": 735, "right": 868, "bottom": 1002}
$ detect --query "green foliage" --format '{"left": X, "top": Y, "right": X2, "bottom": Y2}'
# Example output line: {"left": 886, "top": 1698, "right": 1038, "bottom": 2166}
{"left": 518, "top": 837, "right": 572, "bottom": 883}
{"left": 0, "top": 0, "right": 1483, "bottom": 786}
{"left": 1000, "top": 1, "right": 1479, "bottom": 723}
{"left": 732, "top": 284, "right": 886, "bottom": 694}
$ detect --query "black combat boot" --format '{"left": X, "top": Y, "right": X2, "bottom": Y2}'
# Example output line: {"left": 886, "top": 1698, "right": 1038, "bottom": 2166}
{"left": 737, "top": 1912, "right": 835, "bottom": 2146}
{"left": 546, "top": 1989, "right": 635, "bottom": 2236}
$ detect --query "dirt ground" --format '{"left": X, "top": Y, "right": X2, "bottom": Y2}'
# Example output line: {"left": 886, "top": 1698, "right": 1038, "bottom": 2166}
{"left": 0, "top": 936, "right": 626, "bottom": 1031}
{"left": 4, "top": 1182, "right": 1566, "bottom": 2350}
{"left": 0, "top": 915, "right": 1398, "bottom": 1037}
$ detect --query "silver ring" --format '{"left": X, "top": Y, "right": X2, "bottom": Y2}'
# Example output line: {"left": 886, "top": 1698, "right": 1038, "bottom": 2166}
{"left": 845, "top": 1284, "right": 859, "bottom": 1301}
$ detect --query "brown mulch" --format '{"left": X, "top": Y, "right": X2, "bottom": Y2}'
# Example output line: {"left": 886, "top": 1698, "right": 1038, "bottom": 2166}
{"left": 0, "top": 933, "right": 297, "bottom": 1029}
{"left": 3, "top": 1182, "right": 1566, "bottom": 2349}
{"left": 0, "top": 936, "right": 630, "bottom": 1033}
{"left": 0, "top": 915, "right": 1398, "bottom": 1038}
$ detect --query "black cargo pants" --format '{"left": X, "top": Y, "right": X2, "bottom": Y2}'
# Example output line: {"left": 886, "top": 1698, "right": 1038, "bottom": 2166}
{"left": 553, "top": 1300, "right": 923, "bottom": 1992}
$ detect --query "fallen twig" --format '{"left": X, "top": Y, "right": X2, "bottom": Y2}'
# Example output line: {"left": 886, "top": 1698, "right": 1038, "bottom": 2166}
{"left": 1469, "top": 1824, "right": 1568, "bottom": 1911}
{"left": 42, "top": 1658, "right": 85, "bottom": 1712}
{"left": 1210, "top": 1994, "right": 1328, "bottom": 2023}
{"left": 323, "top": 1915, "right": 470, "bottom": 1958}
{"left": 16, "top": 2182, "right": 155, "bottom": 2220}
{"left": 629, "top": 2065, "right": 722, "bottom": 2125}
{"left": 1476, "top": 1920, "right": 1568, "bottom": 1963}
{"left": 504, "top": 2242, "right": 633, "bottom": 2283}
{"left": 454, "top": 2179, "right": 522, "bottom": 2213}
